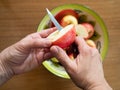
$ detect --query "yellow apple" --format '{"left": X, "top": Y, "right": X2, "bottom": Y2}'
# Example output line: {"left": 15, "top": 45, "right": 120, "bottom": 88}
{"left": 86, "top": 39, "right": 96, "bottom": 48}
{"left": 61, "top": 15, "right": 78, "bottom": 27}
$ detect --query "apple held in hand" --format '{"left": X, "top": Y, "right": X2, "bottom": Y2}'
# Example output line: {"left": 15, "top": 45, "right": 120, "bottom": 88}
{"left": 47, "top": 24, "right": 76, "bottom": 49}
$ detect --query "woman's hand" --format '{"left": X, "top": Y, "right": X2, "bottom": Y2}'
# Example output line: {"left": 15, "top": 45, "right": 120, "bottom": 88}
{"left": 50, "top": 36, "right": 112, "bottom": 90}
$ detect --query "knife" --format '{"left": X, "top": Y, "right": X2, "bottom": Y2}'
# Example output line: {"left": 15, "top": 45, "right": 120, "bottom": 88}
{"left": 46, "top": 8, "right": 62, "bottom": 30}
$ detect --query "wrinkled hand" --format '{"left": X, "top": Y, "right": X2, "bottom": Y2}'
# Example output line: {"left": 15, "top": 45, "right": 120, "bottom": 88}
{"left": 50, "top": 37, "right": 112, "bottom": 90}
{"left": 0, "top": 27, "right": 56, "bottom": 77}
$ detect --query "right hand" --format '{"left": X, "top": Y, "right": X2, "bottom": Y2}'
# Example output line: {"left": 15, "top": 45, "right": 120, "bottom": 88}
{"left": 50, "top": 36, "right": 112, "bottom": 90}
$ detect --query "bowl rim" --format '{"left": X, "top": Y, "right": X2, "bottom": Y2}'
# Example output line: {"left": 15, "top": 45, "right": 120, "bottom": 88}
{"left": 37, "top": 4, "right": 109, "bottom": 79}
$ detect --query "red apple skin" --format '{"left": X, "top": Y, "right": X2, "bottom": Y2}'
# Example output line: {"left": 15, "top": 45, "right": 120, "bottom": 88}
{"left": 51, "top": 9, "right": 78, "bottom": 27}
{"left": 52, "top": 26, "right": 76, "bottom": 49}
{"left": 82, "top": 23, "right": 94, "bottom": 39}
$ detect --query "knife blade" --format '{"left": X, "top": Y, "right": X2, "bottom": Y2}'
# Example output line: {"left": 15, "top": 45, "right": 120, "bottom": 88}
{"left": 46, "top": 8, "right": 62, "bottom": 30}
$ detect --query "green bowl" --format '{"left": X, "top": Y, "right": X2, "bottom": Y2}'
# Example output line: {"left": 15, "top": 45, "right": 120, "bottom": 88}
{"left": 37, "top": 4, "right": 109, "bottom": 79}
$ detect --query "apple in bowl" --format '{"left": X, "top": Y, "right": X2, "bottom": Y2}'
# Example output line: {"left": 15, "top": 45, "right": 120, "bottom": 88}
{"left": 61, "top": 15, "right": 78, "bottom": 27}
{"left": 86, "top": 39, "right": 96, "bottom": 48}
{"left": 82, "top": 23, "right": 94, "bottom": 39}
{"left": 51, "top": 9, "right": 78, "bottom": 27}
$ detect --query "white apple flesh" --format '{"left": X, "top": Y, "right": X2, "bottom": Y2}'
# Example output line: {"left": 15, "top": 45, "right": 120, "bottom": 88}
{"left": 86, "top": 39, "right": 96, "bottom": 48}
{"left": 47, "top": 24, "right": 76, "bottom": 49}
{"left": 61, "top": 15, "right": 78, "bottom": 27}
{"left": 82, "top": 23, "right": 94, "bottom": 39}
{"left": 75, "top": 24, "right": 89, "bottom": 39}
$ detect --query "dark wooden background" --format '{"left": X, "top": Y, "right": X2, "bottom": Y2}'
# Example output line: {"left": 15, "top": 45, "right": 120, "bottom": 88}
{"left": 0, "top": 0, "right": 120, "bottom": 90}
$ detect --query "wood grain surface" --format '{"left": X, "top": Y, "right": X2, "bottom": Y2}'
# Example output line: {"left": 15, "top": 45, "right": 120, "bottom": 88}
{"left": 0, "top": 0, "right": 120, "bottom": 90}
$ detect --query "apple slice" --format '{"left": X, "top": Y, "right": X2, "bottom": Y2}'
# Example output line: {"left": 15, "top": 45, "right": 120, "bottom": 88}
{"left": 60, "top": 15, "right": 78, "bottom": 27}
{"left": 47, "top": 24, "right": 76, "bottom": 49}
{"left": 75, "top": 24, "right": 89, "bottom": 39}
{"left": 82, "top": 23, "right": 94, "bottom": 39}
{"left": 86, "top": 39, "right": 96, "bottom": 48}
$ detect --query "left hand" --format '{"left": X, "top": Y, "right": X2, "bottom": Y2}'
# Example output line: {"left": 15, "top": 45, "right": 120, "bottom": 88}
{"left": 0, "top": 27, "right": 56, "bottom": 77}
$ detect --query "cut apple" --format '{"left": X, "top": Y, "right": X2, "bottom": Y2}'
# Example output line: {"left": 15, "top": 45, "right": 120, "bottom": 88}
{"left": 47, "top": 24, "right": 76, "bottom": 49}
{"left": 75, "top": 24, "right": 88, "bottom": 39}
{"left": 51, "top": 9, "right": 78, "bottom": 27}
{"left": 82, "top": 23, "right": 94, "bottom": 39}
{"left": 86, "top": 39, "right": 96, "bottom": 48}
{"left": 60, "top": 15, "right": 78, "bottom": 27}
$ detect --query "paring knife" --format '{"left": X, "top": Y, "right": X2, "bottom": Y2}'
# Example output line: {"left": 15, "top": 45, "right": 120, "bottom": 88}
{"left": 46, "top": 8, "right": 62, "bottom": 30}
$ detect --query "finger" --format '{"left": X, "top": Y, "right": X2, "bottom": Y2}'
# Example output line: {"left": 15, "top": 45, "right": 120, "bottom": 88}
{"left": 36, "top": 51, "right": 53, "bottom": 64}
{"left": 50, "top": 46, "right": 73, "bottom": 69}
{"left": 43, "top": 52, "right": 53, "bottom": 60}
{"left": 39, "top": 27, "right": 57, "bottom": 38}
{"left": 18, "top": 37, "right": 52, "bottom": 52}
{"left": 30, "top": 38, "right": 52, "bottom": 48}
{"left": 39, "top": 48, "right": 54, "bottom": 60}
{"left": 75, "top": 36, "right": 89, "bottom": 52}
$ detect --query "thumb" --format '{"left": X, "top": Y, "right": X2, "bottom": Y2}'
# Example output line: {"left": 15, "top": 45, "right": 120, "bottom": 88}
{"left": 50, "top": 46, "right": 73, "bottom": 69}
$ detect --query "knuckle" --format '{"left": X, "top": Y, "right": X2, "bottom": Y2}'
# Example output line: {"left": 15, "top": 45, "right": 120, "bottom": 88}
{"left": 67, "top": 67, "right": 75, "bottom": 75}
{"left": 66, "top": 62, "right": 76, "bottom": 74}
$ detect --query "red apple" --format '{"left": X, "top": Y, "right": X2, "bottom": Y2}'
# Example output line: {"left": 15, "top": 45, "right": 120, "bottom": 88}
{"left": 51, "top": 9, "right": 78, "bottom": 27}
{"left": 75, "top": 24, "right": 89, "bottom": 39}
{"left": 60, "top": 15, "right": 78, "bottom": 27}
{"left": 47, "top": 24, "right": 76, "bottom": 49}
{"left": 86, "top": 39, "right": 96, "bottom": 48}
{"left": 82, "top": 23, "right": 94, "bottom": 39}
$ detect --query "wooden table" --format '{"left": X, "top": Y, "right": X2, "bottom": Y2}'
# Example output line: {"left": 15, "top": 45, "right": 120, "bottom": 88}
{"left": 0, "top": 0, "right": 120, "bottom": 90}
